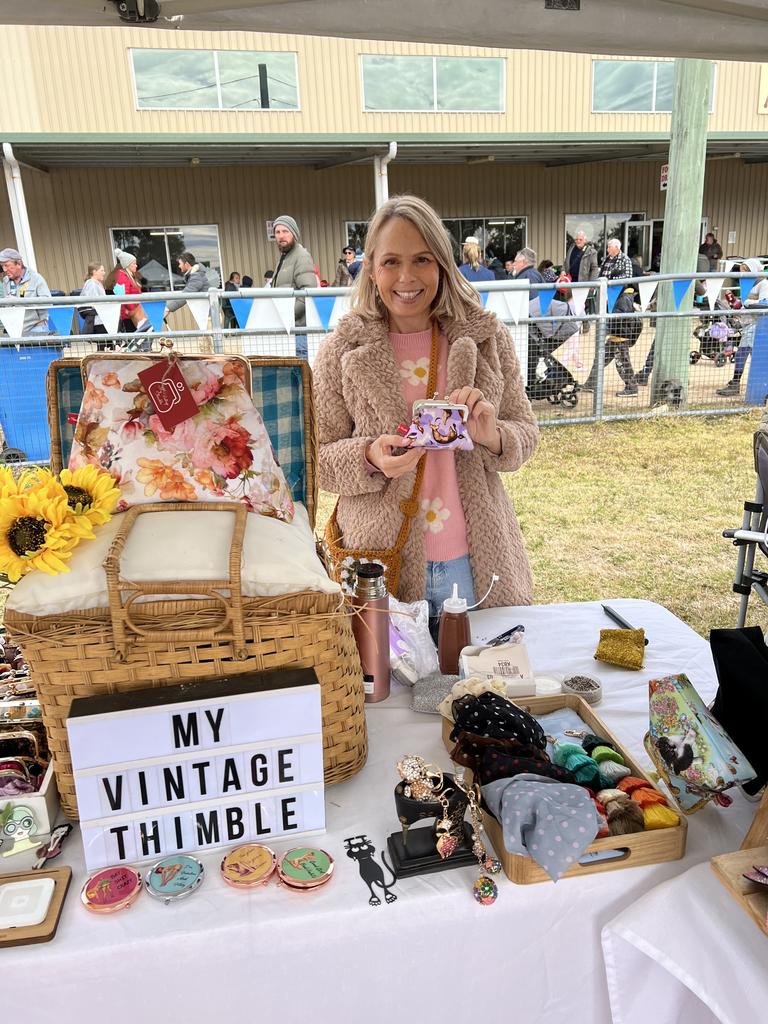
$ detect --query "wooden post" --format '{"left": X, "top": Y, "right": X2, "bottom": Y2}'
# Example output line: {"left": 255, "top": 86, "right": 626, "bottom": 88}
{"left": 651, "top": 59, "right": 711, "bottom": 406}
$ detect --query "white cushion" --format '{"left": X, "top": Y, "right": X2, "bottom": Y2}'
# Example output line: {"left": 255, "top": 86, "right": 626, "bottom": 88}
{"left": 8, "top": 503, "right": 339, "bottom": 617}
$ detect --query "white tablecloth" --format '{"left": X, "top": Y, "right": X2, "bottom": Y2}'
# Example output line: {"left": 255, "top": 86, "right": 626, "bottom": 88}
{"left": 602, "top": 861, "right": 768, "bottom": 1024}
{"left": 2, "top": 600, "right": 755, "bottom": 1024}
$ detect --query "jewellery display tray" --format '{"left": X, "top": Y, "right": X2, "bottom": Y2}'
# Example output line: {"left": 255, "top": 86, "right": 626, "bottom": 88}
{"left": 442, "top": 693, "right": 688, "bottom": 883}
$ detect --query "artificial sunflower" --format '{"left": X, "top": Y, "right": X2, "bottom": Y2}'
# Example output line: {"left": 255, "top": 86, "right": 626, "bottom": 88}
{"left": 0, "top": 467, "right": 20, "bottom": 499}
{"left": 58, "top": 465, "right": 120, "bottom": 527}
{"left": 0, "top": 488, "right": 85, "bottom": 582}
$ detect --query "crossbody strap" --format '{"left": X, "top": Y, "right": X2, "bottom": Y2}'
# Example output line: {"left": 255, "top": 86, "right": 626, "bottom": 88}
{"left": 392, "top": 320, "right": 439, "bottom": 549}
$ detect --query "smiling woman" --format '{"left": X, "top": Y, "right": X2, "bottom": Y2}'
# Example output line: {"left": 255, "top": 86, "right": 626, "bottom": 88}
{"left": 313, "top": 195, "right": 540, "bottom": 624}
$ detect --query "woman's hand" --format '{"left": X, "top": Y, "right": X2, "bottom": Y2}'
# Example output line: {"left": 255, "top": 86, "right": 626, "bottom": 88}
{"left": 366, "top": 435, "right": 424, "bottom": 479}
{"left": 449, "top": 387, "right": 502, "bottom": 454}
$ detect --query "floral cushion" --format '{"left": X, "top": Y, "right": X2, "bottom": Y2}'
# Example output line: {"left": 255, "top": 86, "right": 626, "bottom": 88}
{"left": 69, "top": 357, "right": 294, "bottom": 521}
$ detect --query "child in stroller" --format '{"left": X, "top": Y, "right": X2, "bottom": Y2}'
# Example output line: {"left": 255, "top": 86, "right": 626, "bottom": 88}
{"left": 526, "top": 296, "right": 581, "bottom": 407}
{"left": 690, "top": 290, "right": 742, "bottom": 367}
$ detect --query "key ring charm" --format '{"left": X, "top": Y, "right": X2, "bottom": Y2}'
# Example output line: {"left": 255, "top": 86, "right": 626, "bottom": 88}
{"left": 396, "top": 754, "right": 444, "bottom": 801}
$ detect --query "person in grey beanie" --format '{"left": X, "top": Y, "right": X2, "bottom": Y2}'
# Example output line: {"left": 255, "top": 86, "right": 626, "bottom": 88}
{"left": 0, "top": 247, "right": 52, "bottom": 335}
{"left": 271, "top": 214, "right": 318, "bottom": 359}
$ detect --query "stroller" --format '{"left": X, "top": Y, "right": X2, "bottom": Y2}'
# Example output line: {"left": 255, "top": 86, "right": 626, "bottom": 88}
{"left": 722, "top": 419, "right": 768, "bottom": 626}
{"left": 691, "top": 295, "right": 743, "bottom": 367}
{"left": 526, "top": 297, "right": 581, "bottom": 407}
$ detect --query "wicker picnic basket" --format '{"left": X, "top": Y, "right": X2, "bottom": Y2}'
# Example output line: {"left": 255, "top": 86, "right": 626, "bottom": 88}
{"left": 5, "top": 355, "right": 367, "bottom": 820}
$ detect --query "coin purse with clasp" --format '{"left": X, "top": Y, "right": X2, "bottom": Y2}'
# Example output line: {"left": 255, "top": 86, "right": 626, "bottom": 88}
{"left": 403, "top": 399, "right": 474, "bottom": 451}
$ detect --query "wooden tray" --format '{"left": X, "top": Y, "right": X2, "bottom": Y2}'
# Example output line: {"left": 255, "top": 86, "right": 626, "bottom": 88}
{"left": 0, "top": 867, "right": 71, "bottom": 947}
{"left": 711, "top": 845, "right": 768, "bottom": 937}
{"left": 442, "top": 693, "right": 687, "bottom": 883}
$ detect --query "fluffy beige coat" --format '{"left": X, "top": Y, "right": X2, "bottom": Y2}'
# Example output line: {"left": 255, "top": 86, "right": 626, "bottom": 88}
{"left": 313, "top": 307, "right": 539, "bottom": 607}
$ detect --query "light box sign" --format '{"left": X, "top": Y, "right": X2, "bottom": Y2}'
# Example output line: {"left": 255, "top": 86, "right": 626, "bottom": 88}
{"left": 66, "top": 668, "right": 325, "bottom": 871}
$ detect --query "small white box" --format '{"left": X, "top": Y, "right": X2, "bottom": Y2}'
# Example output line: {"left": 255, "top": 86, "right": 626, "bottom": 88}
{"left": 2, "top": 764, "right": 60, "bottom": 845}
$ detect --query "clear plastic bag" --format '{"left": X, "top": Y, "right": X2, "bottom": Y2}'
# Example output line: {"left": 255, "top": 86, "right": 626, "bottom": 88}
{"left": 388, "top": 596, "right": 439, "bottom": 686}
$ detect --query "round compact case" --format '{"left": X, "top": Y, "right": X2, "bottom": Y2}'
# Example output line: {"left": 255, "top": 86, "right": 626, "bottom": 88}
{"left": 276, "top": 848, "right": 334, "bottom": 891}
{"left": 81, "top": 866, "right": 143, "bottom": 914}
{"left": 144, "top": 854, "right": 205, "bottom": 904}
{"left": 220, "top": 844, "right": 277, "bottom": 890}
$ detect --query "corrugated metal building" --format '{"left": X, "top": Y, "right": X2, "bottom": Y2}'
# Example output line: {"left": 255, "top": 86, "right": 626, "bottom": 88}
{"left": 1, "top": 25, "right": 767, "bottom": 293}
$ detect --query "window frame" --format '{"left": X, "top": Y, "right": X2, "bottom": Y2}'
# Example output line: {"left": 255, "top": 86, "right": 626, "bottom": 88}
{"left": 591, "top": 59, "right": 716, "bottom": 115}
{"left": 129, "top": 48, "right": 301, "bottom": 113}
{"left": 107, "top": 223, "right": 223, "bottom": 293}
{"left": 359, "top": 54, "right": 506, "bottom": 114}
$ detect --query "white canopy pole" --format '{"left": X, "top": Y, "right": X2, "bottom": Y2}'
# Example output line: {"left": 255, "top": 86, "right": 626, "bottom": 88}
{"left": 2, "top": 142, "right": 36, "bottom": 268}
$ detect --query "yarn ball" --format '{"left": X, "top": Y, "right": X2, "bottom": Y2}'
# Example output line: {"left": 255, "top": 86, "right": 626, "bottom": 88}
{"left": 598, "top": 760, "right": 632, "bottom": 784}
{"left": 643, "top": 803, "right": 680, "bottom": 830}
{"left": 596, "top": 788, "right": 626, "bottom": 806}
{"left": 616, "top": 776, "right": 649, "bottom": 795}
{"left": 553, "top": 742, "right": 587, "bottom": 763}
{"left": 606, "top": 796, "right": 645, "bottom": 835}
{"left": 473, "top": 875, "right": 499, "bottom": 905}
{"left": 591, "top": 745, "right": 625, "bottom": 766}
{"left": 553, "top": 742, "right": 602, "bottom": 789}
{"left": 631, "top": 787, "right": 668, "bottom": 808}
{"left": 581, "top": 734, "right": 614, "bottom": 756}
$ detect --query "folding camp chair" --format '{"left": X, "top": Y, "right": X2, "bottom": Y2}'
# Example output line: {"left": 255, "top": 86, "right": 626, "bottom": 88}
{"left": 723, "top": 421, "right": 768, "bottom": 626}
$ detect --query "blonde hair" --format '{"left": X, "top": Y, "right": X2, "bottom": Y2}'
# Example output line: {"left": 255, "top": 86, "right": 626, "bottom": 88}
{"left": 462, "top": 240, "right": 482, "bottom": 271}
{"left": 350, "top": 195, "right": 482, "bottom": 324}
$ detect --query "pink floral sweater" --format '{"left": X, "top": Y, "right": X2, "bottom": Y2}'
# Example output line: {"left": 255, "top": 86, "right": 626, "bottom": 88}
{"left": 389, "top": 329, "right": 468, "bottom": 561}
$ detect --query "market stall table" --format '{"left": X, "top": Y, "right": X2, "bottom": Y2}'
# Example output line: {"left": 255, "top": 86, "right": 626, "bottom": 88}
{"left": 2, "top": 600, "right": 755, "bottom": 1024}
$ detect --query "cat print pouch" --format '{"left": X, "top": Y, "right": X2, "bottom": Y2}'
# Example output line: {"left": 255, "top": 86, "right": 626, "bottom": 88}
{"left": 403, "top": 398, "right": 474, "bottom": 451}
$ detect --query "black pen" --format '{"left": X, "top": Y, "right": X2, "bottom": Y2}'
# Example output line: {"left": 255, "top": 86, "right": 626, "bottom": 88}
{"left": 602, "top": 604, "right": 649, "bottom": 645}
{"left": 487, "top": 624, "right": 525, "bottom": 647}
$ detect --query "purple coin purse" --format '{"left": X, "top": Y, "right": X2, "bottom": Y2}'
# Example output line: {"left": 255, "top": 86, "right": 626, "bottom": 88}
{"left": 403, "top": 400, "right": 474, "bottom": 451}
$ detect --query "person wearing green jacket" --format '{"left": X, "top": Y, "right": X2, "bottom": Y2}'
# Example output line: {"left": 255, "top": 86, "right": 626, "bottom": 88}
{"left": 272, "top": 214, "right": 318, "bottom": 359}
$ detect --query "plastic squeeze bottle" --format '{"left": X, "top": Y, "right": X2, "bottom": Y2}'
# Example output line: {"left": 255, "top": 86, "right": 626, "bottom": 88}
{"left": 438, "top": 584, "right": 471, "bottom": 675}
{"left": 351, "top": 563, "right": 390, "bottom": 703}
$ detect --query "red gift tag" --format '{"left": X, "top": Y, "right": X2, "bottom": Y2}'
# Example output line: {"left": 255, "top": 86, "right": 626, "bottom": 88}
{"left": 67, "top": 413, "right": 79, "bottom": 425}
{"left": 137, "top": 359, "right": 199, "bottom": 432}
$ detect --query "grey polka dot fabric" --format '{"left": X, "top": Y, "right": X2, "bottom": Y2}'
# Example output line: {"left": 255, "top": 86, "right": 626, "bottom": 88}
{"left": 482, "top": 772, "right": 599, "bottom": 881}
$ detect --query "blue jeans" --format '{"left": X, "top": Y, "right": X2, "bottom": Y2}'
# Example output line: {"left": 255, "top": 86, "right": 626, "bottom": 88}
{"left": 295, "top": 334, "right": 308, "bottom": 360}
{"left": 425, "top": 555, "right": 476, "bottom": 642}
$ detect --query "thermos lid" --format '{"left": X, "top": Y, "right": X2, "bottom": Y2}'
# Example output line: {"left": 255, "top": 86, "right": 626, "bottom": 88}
{"left": 356, "top": 563, "right": 384, "bottom": 579}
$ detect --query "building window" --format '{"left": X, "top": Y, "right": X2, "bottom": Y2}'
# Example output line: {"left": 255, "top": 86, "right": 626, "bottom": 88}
{"left": 131, "top": 49, "right": 300, "bottom": 111}
{"left": 592, "top": 60, "right": 715, "bottom": 113}
{"left": 109, "top": 225, "right": 222, "bottom": 292}
{"left": 361, "top": 55, "right": 504, "bottom": 112}
{"left": 442, "top": 218, "right": 526, "bottom": 265}
{"left": 347, "top": 217, "right": 525, "bottom": 265}
{"left": 564, "top": 214, "right": 646, "bottom": 263}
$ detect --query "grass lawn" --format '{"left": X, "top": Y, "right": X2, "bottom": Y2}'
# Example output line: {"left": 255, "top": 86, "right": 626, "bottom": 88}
{"left": 318, "top": 410, "right": 766, "bottom": 638}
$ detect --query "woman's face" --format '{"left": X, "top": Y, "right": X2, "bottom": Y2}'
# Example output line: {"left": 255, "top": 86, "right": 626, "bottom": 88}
{"left": 93, "top": 265, "right": 105, "bottom": 282}
{"left": 128, "top": 259, "right": 138, "bottom": 276}
{"left": 371, "top": 217, "right": 440, "bottom": 331}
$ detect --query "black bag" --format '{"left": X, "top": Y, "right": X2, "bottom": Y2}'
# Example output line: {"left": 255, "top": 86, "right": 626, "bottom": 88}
{"left": 611, "top": 290, "right": 642, "bottom": 346}
{"left": 710, "top": 626, "right": 768, "bottom": 796}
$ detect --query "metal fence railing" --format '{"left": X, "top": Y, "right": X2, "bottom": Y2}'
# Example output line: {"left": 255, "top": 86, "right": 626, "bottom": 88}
{"left": 0, "top": 274, "right": 765, "bottom": 463}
